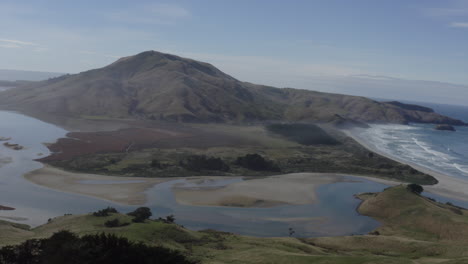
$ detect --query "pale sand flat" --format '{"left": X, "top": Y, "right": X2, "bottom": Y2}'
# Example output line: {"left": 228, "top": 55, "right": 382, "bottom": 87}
{"left": 173, "top": 173, "right": 343, "bottom": 208}
{"left": 24, "top": 165, "right": 174, "bottom": 205}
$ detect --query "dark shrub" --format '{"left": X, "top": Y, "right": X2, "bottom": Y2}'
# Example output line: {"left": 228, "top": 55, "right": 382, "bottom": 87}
{"left": 166, "top": 215, "right": 175, "bottom": 223}
{"left": 407, "top": 183, "right": 424, "bottom": 195}
{"left": 128, "top": 207, "right": 152, "bottom": 223}
{"left": 180, "top": 155, "right": 229, "bottom": 172}
{"left": 266, "top": 123, "right": 339, "bottom": 145}
{"left": 93, "top": 207, "right": 118, "bottom": 217}
{"left": 150, "top": 159, "right": 161, "bottom": 168}
{"left": 0, "top": 231, "right": 194, "bottom": 264}
{"left": 104, "top": 218, "right": 129, "bottom": 228}
{"left": 235, "top": 154, "right": 280, "bottom": 171}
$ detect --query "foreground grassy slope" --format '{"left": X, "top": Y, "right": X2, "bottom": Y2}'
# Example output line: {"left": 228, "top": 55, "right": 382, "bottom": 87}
{"left": 2, "top": 186, "right": 468, "bottom": 263}
{"left": 308, "top": 186, "right": 468, "bottom": 261}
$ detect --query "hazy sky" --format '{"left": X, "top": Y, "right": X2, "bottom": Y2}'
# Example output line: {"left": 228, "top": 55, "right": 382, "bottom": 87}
{"left": 1, "top": 0, "right": 467, "bottom": 104}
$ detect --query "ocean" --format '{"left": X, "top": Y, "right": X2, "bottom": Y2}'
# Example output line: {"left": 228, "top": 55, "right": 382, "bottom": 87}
{"left": 355, "top": 102, "right": 468, "bottom": 181}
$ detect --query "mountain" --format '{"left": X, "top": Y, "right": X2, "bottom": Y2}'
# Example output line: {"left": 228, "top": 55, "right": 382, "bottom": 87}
{"left": 0, "top": 51, "right": 465, "bottom": 125}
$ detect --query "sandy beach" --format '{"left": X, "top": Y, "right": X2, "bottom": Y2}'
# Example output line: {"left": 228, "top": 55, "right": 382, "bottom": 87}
{"left": 345, "top": 129, "right": 468, "bottom": 202}
{"left": 173, "top": 173, "right": 344, "bottom": 207}
{"left": 24, "top": 165, "right": 174, "bottom": 205}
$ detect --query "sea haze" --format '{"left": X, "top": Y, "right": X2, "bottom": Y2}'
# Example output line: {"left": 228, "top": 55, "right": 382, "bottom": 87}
{"left": 355, "top": 103, "right": 468, "bottom": 181}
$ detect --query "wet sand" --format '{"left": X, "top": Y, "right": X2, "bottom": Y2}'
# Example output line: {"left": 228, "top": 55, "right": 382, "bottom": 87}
{"left": 0, "top": 157, "right": 12, "bottom": 167}
{"left": 24, "top": 165, "right": 174, "bottom": 205}
{"left": 345, "top": 129, "right": 468, "bottom": 202}
{"left": 25, "top": 166, "right": 352, "bottom": 208}
{"left": 173, "top": 173, "right": 344, "bottom": 207}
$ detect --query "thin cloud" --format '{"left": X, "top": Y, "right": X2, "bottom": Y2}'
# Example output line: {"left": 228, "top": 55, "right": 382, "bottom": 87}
{"left": 0, "top": 38, "right": 37, "bottom": 46}
{"left": 450, "top": 22, "right": 468, "bottom": 28}
{"left": 106, "top": 3, "right": 190, "bottom": 25}
{"left": 0, "top": 43, "right": 20, "bottom": 48}
{"left": 423, "top": 8, "right": 468, "bottom": 17}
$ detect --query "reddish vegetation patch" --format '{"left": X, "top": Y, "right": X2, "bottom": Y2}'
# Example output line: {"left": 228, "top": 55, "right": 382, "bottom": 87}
{"left": 39, "top": 127, "right": 190, "bottom": 162}
{"left": 39, "top": 125, "right": 258, "bottom": 162}
{"left": 0, "top": 205, "right": 15, "bottom": 210}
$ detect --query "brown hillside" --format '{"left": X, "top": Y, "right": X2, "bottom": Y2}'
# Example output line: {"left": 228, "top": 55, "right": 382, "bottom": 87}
{"left": 0, "top": 51, "right": 464, "bottom": 125}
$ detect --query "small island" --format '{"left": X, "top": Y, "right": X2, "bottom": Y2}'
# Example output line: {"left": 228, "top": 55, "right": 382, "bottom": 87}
{"left": 0, "top": 137, "right": 11, "bottom": 141}
{"left": 3, "top": 142, "right": 24, "bottom": 150}
{"left": 435, "top": 124, "right": 456, "bottom": 131}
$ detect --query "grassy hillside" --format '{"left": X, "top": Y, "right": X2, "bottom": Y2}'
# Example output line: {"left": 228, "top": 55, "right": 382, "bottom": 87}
{"left": 2, "top": 186, "right": 468, "bottom": 263}
{"left": 0, "top": 51, "right": 464, "bottom": 126}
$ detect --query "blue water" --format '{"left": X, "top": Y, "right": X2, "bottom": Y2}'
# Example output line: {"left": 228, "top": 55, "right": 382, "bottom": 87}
{"left": 355, "top": 103, "right": 468, "bottom": 181}
{"left": 0, "top": 111, "right": 129, "bottom": 225}
{"left": 145, "top": 176, "right": 388, "bottom": 237}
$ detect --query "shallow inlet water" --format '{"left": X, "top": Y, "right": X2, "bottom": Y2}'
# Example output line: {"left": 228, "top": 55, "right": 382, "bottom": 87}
{"left": 144, "top": 177, "right": 387, "bottom": 237}
{"left": 0, "top": 111, "right": 126, "bottom": 224}
{"left": 0, "top": 110, "right": 395, "bottom": 236}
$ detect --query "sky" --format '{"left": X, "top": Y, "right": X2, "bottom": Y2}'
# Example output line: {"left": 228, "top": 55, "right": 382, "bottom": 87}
{"left": 1, "top": 0, "right": 467, "bottom": 105}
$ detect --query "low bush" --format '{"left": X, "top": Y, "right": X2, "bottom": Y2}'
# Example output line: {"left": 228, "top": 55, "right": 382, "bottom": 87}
{"left": 128, "top": 207, "right": 152, "bottom": 223}
{"left": 407, "top": 183, "right": 424, "bottom": 195}
{"left": 92, "top": 207, "right": 118, "bottom": 217}
{"left": 104, "top": 218, "right": 130, "bottom": 228}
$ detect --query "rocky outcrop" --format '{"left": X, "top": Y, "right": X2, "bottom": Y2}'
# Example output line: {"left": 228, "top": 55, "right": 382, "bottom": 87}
{"left": 435, "top": 124, "right": 456, "bottom": 131}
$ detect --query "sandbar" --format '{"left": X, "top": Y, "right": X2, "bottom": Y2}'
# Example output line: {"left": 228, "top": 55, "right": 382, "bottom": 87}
{"left": 24, "top": 165, "right": 174, "bottom": 205}
{"left": 173, "top": 173, "right": 343, "bottom": 208}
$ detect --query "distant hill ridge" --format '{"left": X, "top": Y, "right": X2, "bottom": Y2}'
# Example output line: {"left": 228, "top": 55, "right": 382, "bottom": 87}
{"left": 0, "top": 50, "right": 465, "bottom": 126}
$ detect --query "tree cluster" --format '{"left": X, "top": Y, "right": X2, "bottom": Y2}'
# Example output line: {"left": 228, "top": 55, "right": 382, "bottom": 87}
{"left": 92, "top": 207, "right": 118, "bottom": 217}
{"left": 407, "top": 183, "right": 424, "bottom": 195}
{"left": 235, "top": 154, "right": 280, "bottom": 172}
{"left": 127, "top": 207, "right": 152, "bottom": 223}
{"left": 179, "top": 155, "right": 229, "bottom": 172}
{"left": 0, "top": 231, "right": 194, "bottom": 264}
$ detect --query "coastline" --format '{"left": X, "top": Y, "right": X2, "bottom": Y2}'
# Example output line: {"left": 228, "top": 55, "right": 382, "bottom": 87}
{"left": 344, "top": 128, "right": 468, "bottom": 202}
